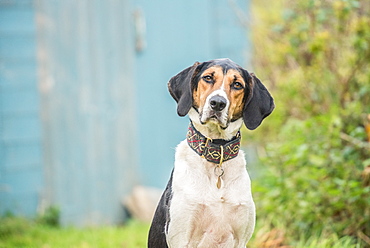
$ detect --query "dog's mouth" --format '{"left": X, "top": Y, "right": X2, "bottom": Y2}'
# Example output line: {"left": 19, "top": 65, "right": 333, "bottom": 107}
{"left": 199, "top": 111, "right": 229, "bottom": 129}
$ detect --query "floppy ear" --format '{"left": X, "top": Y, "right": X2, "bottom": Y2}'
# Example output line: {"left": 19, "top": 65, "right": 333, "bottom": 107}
{"left": 243, "top": 74, "right": 275, "bottom": 130}
{"left": 168, "top": 62, "right": 201, "bottom": 116}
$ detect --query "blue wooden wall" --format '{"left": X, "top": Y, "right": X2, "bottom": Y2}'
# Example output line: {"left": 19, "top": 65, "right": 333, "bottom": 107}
{"left": 134, "top": 0, "right": 249, "bottom": 188}
{"left": 36, "top": 0, "right": 139, "bottom": 226}
{"left": 0, "top": 0, "right": 250, "bottom": 225}
{"left": 0, "top": 0, "right": 43, "bottom": 217}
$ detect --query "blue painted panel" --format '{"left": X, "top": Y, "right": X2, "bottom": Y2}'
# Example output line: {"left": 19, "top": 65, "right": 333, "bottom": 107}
{"left": 0, "top": 36, "right": 36, "bottom": 59}
{"left": 2, "top": 169, "right": 43, "bottom": 194}
{"left": 0, "top": 0, "right": 250, "bottom": 223}
{"left": 2, "top": 115, "right": 41, "bottom": 141}
{"left": 0, "top": 191, "right": 40, "bottom": 217}
{"left": 134, "top": 0, "right": 249, "bottom": 188}
{"left": 0, "top": 166, "right": 43, "bottom": 216}
{"left": 2, "top": 143, "right": 41, "bottom": 170}
{"left": 0, "top": 8, "right": 36, "bottom": 33}
{"left": 0, "top": 88, "right": 39, "bottom": 113}
{"left": 0, "top": 61, "right": 37, "bottom": 87}
{"left": 37, "top": 0, "right": 139, "bottom": 226}
{"left": 212, "top": 0, "right": 249, "bottom": 64}
{"left": 0, "top": 0, "right": 43, "bottom": 217}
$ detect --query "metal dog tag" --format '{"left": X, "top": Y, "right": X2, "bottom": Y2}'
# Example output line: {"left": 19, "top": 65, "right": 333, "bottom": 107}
{"left": 217, "top": 176, "right": 222, "bottom": 189}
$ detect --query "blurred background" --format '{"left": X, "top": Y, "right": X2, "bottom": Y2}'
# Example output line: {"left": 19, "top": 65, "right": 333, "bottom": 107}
{"left": 1, "top": 0, "right": 370, "bottom": 247}
{"left": 0, "top": 0, "right": 249, "bottom": 225}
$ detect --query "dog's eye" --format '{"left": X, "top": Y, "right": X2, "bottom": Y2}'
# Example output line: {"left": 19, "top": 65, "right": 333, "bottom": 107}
{"left": 231, "top": 82, "right": 244, "bottom": 90}
{"left": 202, "top": 75, "right": 213, "bottom": 83}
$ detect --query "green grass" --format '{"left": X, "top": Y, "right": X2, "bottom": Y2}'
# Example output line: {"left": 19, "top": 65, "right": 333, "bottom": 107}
{"left": 248, "top": 224, "right": 365, "bottom": 248}
{"left": 0, "top": 217, "right": 149, "bottom": 248}
{"left": 0, "top": 216, "right": 366, "bottom": 248}
{"left": 294, "top": 234, "right": 363, "bottom": 248}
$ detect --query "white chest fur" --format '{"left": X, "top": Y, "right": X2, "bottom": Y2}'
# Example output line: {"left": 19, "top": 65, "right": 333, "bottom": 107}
{"left": 166, "top": 140, "right": 256, "bottom": 248}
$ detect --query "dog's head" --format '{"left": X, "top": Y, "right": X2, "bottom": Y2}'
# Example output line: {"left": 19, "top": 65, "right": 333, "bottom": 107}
{"left": 168, "top": 58, "right": 274, "bottom": 130}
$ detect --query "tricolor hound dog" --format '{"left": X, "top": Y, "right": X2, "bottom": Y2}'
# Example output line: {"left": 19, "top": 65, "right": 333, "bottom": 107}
{"left": 148, "top": 58, "right": 274, "bottom": 248}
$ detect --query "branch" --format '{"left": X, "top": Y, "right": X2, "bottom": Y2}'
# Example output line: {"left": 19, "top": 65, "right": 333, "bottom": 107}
{"left": 358, "top": 230, "right": 370, "bottom": 246}
{"left": 340, "top": 132, "right": 370, "bottom": 150}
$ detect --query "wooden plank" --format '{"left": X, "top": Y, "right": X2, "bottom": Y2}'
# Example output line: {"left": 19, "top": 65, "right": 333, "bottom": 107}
{"left": 135, "top": 0, "right": 250, "bottom": 188}
{"left": 0, "top": 0, "right": 43, "bottom": 217}
{"left": 37, "top": 0, "right": 138, "bottom": 226}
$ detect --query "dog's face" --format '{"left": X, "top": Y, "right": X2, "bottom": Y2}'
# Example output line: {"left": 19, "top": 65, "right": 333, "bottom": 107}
{"left": 168, "top": 58, "right": 274, "bottom": 130}
{"left": 192, "top": 60, "right": 249, "bottom": 129}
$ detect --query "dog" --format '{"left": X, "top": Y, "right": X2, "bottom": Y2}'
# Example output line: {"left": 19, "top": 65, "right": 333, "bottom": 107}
{"left": 148, "top": 58, "right": 274, "bottom": 248}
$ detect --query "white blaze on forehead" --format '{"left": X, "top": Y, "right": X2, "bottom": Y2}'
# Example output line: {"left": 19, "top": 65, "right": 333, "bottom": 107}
{"left": 206, "top": 88, "right": 229, "bottom": 104}
{"left": 217, "top": 68, "right": 232, "bottom": 91}
{"left": 221, "top": 76, "right": 227, "bottom": 91}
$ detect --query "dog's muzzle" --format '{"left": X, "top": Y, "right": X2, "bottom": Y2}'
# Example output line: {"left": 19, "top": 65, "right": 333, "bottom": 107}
{"left": 200, "top": 92, "right": 229, "bottom": 128}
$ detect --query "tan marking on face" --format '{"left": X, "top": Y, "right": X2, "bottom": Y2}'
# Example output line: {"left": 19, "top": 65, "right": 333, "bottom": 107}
{"left": 193, "top": 66, "right": 246, "bottom": 121}
{"left": 193, "top": 66, "right": 223, "bottom": 110}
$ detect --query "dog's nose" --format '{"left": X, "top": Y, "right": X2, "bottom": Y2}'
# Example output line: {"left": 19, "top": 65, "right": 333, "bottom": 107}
{"left": 209, "top": 95, "right": 227, "bottom": 111}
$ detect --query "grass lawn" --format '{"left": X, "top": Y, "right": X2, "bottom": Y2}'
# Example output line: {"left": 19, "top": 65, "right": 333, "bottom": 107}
{"left": 0, "top": 217, "right": 149, "bottom": 248}
{"left": 1, "top": 216, "right": 365, "bottom": 248}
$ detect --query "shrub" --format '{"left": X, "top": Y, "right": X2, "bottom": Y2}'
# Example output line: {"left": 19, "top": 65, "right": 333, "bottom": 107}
{"left": 37, "top": 206, "right": 60, "bottom": 227}
{"left": 249, "top": 0, "right": 370, "bottom": 246}
{"left": 255, "top": 115, "right": 370, "bottom": 241}
{"left": 0, "top": 216, "right": 31, "bottom": 238}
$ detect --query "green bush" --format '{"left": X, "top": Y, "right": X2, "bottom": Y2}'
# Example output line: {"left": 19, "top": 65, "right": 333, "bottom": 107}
{"left": 255, "top": 115, "right": 370, "bottom": 238}
{"left": 0, "top": 216, "right": 31, "bottom": 238}
{"left": 249, "top": 0, "right": 370, "bottom": 246}
{"left": 37, "top": 206, "right": 60, "bottom": 227}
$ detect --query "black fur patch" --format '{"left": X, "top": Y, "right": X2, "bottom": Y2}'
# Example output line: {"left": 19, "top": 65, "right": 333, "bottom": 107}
{"left": 148, "top": 170, "right": 174, "bottom": 248}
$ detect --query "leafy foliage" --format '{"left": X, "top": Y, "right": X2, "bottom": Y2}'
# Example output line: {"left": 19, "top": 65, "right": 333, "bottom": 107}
{"left": 249, "top": 0, "right": 370, "bottom": 246}
{"left": 0, "top": 216, "right": 31, "bottom": 238}
{"left": 37, "top": 206, "right": 60, "bottom": 227}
